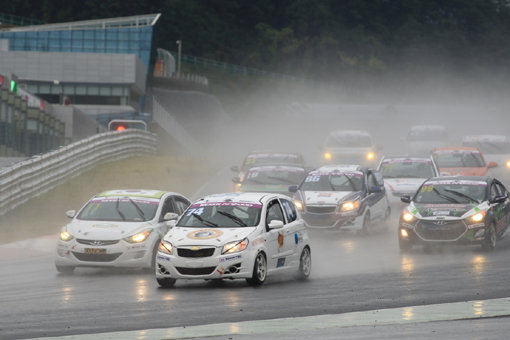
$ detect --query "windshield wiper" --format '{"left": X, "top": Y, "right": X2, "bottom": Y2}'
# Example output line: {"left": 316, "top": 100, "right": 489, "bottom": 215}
{"left": 344, "top": 175, "right": 358, "bottom": 190}
{"left": 327, "top": 176, "right": 337, "bottom": 191}
{"left": 218, "top": 211, "right": 247, "bottom": 227}
{"left": 443, "top": 189, "right": 479, "bottom": 203}
{"left": 128, "top": 198, "right": 146, "bottom": 221}
{"left": 432, "top": 187, "right": 460, "bottom": 203}
{"left": 115, "top": 198, "right": 126, "bottom": 221}
{"left": 191, "top": 213, "right": 218, "bottom": 227}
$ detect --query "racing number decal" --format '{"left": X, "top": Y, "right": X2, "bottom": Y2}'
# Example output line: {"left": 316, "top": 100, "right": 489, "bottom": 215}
{"left": 305, "top": 175, "right": 320, "bottom": 183}
{"left": 421, "top": 185, "right": 434, "bottom": 193}
{"left": 186, "top": 207, "right": 205, "bottom": 216}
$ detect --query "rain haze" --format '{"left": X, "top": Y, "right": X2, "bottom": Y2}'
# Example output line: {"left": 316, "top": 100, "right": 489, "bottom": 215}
{"left": 2, "top": 2, "right": 510, "bottom": 339}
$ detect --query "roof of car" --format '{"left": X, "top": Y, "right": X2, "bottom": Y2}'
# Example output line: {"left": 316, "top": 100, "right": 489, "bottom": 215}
{"left": 96, "top": 189, "right": 168, "bottom": 199}
{"left": 246, "top": 151, "right": 302, "bottom": 158}
{"left": 462, "top": 134, "right": 509, "bottom": 142}
{"left": 425, "top": 176, "right": 491, "bottom": 183}
{"left": 431, "top": 146, "right": 482, "bottom": 153}
{"left": 328, "top": 130, "right": 371, "bottom": 137}
{"left": 315, "top": 164, "right": 362, "bottom": 172}
{"left": 197, "top": 192, "right": 278, "bottom": 204}
{"left": 247, "top": 165, "right": 305, "bottom": 172}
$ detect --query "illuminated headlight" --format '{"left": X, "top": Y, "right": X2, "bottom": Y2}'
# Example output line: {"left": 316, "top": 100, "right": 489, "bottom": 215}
{"left": 366, "top": 152, "right": 375, "bottom": 161}
{"left": 324, "top": 152, "right": 332, "bottom": 160}
{"left": 400, "top": 228, "right": 409, "bottom": 238}
{"left": 158, "top": 240, "right": 173, "bottom": 254}
{"left": 402, "top": 210, "right": 415, "bottom": 223}
{"left": 59, "top": 227, "right": 74, "bottom": 242}
{"left": 222, "top": 238, "right": 249, "bottom": 254}
{"left": 506, "top": 160, "right": 510, "bottom": 168}
{"left": 294, "top": 200, "right": 304, "bottom": 211}
{"left": 124, "top": 229, "right": 152, "bottom": 243}
{"left": 468, "top": 211, "right": 486, "bottom": 223}
{"left": 340, "top": 200, "right": 360, "bottom": 211}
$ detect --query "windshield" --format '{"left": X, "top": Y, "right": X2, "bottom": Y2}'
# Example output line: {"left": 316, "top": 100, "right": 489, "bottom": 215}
{"left": 300, "top": 171, "right": 364, "bottom": 191}
{"left": 433, "top": 151, "right": 485, "bottom": 168}
{"left": 462, "top": 141, "right": 510, "bottom": 154}
{"left": 407, "top": 129, "right": 448, "bottom": 141}
{"left": 325, "top": 134, "right": 372, "bottom": 147}
{"left": 414, "top": 180, "right": 487, "bottom": 204}
{"left": 244, "top": 167, "right": 306, "bottom": 186}
{"left": 77, "top": 197, "right": 159, "bottom": 222}
{"left": 177, "top": 202, "right": 262, "bottom": 228}
{"left": 380, "top": 160, "right": 435, "bottom": 178}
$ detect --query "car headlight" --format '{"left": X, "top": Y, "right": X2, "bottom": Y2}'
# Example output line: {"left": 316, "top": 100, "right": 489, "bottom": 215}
{"left": 59, "top": 227, "right": 74, "bottom": 242}
{"left": 124, "top": 229, "right": 152, "bottom": 243}
{"left": 158, "top": 240, "right": 173, "bottom": 254}
{"left": 222, "top": 238, "right": 249, "bottom": 254}
{"left": 294, "top": 200, "right": 304, "bottom": 211}
{"left": 366, "top": 152, "right": 375, "bottom": 161}
{"left": 340, "top": 200, "right": 360, "bottom": 211}
{"left": 401, "top": 210, "right": 415, "bottom": 223}
{"left": 324, "top": 152, "right": 332, "bottom": 160}
{"left": 506, "top": 160, "right": 510, "bottom": 168}
{"left": 468, "top": 211, "right": 486, "bottom": 223}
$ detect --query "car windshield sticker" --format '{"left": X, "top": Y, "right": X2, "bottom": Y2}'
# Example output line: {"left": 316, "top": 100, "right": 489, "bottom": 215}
{"left": 190, "top": 202, "right": 263, "bottom": 209}
{"left": 305, "top": 175, "right": 321, "bottom": 182}
{"left": 425, "top": 180, "right": 487, "bottom": 186}
{"left": 247, "top": 171, "right": 259, "bottom": 179}
{"left": 421, "top": 185, "right": 435, "bottom": 193}
{"left": 382, "top": 158, "right": 432, "bottom": 164}
{"left": 185, "top": 207, "right": 205, "bottom": 216}
{"left": 90, "top": 197, "right": 159, "bottom": 205}
{"left": 187, "top": 229, "right": 223, "bottom": 239}
{"left": 433, "top": 149, "right": 481, "bottom": 155}
{"left": 307, "top": 170, "right": 364, "bottom": 178}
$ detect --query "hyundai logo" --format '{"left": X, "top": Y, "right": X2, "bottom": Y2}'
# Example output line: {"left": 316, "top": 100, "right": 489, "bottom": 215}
{"left": 433, "top": 220, "right": 446, "bottom": 225}
{"left": 91, "top": 240, "right": 103, "bottom": 246}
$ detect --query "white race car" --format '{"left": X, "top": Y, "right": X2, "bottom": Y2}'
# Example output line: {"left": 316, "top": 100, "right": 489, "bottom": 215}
{"left": 321, "top": 130, "right": 380, "bottom": 166}
{"left": 233, "top": 165, "right": 307, "bottom": 197}
{"left": 55, "top": 190, "right": 191, "bottom": 273}
{"left": 405, "top": 125, "right": 448, "bottom": 157}
{"left": 377, "top": 156, "right": 439, "bottom": 207}
{"left": 155, "top": 192, "right": 311, "bottom": 287}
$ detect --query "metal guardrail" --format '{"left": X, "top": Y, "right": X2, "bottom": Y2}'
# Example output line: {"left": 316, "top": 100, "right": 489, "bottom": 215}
{"left": 0, "top": 129, "right": 157, "bottom": 216}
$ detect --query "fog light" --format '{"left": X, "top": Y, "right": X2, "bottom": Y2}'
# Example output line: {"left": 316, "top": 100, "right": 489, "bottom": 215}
{"left": 324, "top": 152, "right": 332, "bottom": 160}
{"left": 474, "top": 229, "right": 485, "bottom": 238}
{"left": 400, "top": 228, "right": 409, "bottom": 238}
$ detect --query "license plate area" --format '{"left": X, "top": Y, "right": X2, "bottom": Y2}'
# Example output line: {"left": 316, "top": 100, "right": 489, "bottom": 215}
{"left": 84, "top": 248, "right": 106, "bottom": 254}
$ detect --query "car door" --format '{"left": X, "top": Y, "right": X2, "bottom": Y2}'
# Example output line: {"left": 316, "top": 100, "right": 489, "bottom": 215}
{"left": 265, "top": 198, "right": 288, "bottom": 270}
{"left": 366, "top": 170, "right": 385, "bottom": 218}
{"left": 279, "top": 198, "right": 302, "bottom": 267}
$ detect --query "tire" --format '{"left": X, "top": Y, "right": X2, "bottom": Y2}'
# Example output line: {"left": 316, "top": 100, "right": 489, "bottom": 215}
{"left": 56, "top": 265, "right": 75, "bottom": 274}
{"left": 358, "top": 211, "right": 371, "bottom": 236}
{"left": 297, "top": 247, "right": 312, "bottom": 280}
{"left": 150, "top": 240, "right": 161, "bottom": 271}
{"left": 482, "top": 224, "right": 497, "bottom": 251}
{"left": 398, "top": 239, "right": 412, "bottom": 252}
{"left": 246, "top": 252, "right": 267, "bottom": 286}
{"left": 157, "top": 277, "right": 176, "bottom": 288}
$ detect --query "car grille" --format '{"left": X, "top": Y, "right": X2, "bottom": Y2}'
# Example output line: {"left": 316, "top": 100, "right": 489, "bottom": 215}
{"left": 177, "top": 248, "right": 215, "bottom": 258}
{"left": 76, "top": 239, "right": 119, "bottom": 246}
{"left": 415, "top": 220, "right": 467, "bottom": 241}
{"left": 72, "top": 252, "right": 122, "bottom": 262}
{"left": 175, "top": 266, "right": 216, "bottom": 275}
{"left": 306, "top": 206, "right": 337, "bottom": 214}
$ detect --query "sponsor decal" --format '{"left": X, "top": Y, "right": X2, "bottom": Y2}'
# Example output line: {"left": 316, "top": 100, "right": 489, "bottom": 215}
{"left": 318, "top": 193, "right": 333, "bottom": 197}
{"left": 217, "top": 266, "right": 225, "bottom": 275}
{"left": 277, "top": 257, "right": 286, "bottom": 268}
{"left": 91, "top": 223, "right": 119, "bottom": 229}
{"left": 295, "top": 233, "right": 299, "bottom": 245}
{"left": 187, "top": 229, "right": 223, "bottom": 240}
{"left": 190, "top": 202, "right": 262, "bottom": 208}
{"left": 220, "top": 254, "right": 242, "bottom": 262}
{"left": 157, "top": 254, "right": 170, "bottom": 261}
{"left": 278, "top": 232, "right": 284, "bottom": 251}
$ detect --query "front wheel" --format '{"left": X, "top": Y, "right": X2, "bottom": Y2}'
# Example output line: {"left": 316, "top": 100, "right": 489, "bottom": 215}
{"left": 157, "top": 277, "right": 176, "bottom": 288}
{"left": 246, "top": 252, "right": 267, "bottom": 286}
{"left": 296, "top": 247, "right": 311, "bottom": 280}
{"left": 481, "top": 224, "right": 497, "bottom": 251}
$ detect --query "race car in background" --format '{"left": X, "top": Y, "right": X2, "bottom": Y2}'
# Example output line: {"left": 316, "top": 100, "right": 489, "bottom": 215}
{"left": 156, "top": 192, "right": 311, "bottom": 287}
{"left": 405, "top": 125, "right": 448, "bottom": 157}
{"left": 321, "top": 130, "right": 381, "bottom": 166}
{"left": 431, "top": 146, "right": 497, "bottom": 176}
{"left": 398, "top": 176, "right": 510, "bottom": 252}
{"left": 377, "top": 156, "right": 439, "bottom": 207}
{"left": 233, "top": 165, "right": 307, "bottom": 197}
{"left": 290, "top": 164, "right": 390, "bottom": 235}
{"left": 55, "top": 190, "right": 191, "bottom": 273}
{"left": 231, "top": 151, "right": 306, "bottom": 183}
{"left": 462, "top": 134, "right": 510, "bottom": 179}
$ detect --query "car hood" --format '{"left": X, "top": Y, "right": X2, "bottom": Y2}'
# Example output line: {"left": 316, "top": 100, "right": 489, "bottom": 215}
{"left": 300, "top": 191, "right": 359, "bottom": 205}
{"left": 407, "top": 202, "right": 488, "bottom": 219}
{"left": 164, "top": 226, "right": 258, "bottom": 246}
{"left": 385, "top": 178, "right": 427, "bottom": 194}
{"left": 67, "top": 220, "right": 153, "bottom": 240}
{"left": 439, "top": 167, "right": 488, "bottom": 176}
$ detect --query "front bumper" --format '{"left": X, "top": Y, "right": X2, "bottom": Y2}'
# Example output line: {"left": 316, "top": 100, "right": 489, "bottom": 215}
{"left": 302, "top": 209, "right": 363, "bottom": 231}
{"left": 155, "top": 247, "right": 253, "bottom": 280}
{"left": 399, "top": 219, "right": 487, "bottom": 246}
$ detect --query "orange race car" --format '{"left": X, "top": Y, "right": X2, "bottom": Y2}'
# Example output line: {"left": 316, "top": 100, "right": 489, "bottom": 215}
{"left": 431, "top": 146, "right": 497, "bottom": 176}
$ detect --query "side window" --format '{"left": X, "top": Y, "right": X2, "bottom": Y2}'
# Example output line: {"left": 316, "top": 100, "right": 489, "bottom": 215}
{"left": 373, "top": 171, "right": 384, "bottom": 186}
{"left": 495, "top": 182, "right": 506, "bottom": 197}
{"left": 490, "top": 184, "right": 501, "bottom": 199}
{"left": 266, "top": 199, "right": 285, "bottom": 230}
{"left": 159, "top": 197, "right": 177, "bottom": 221}
{"left": 280, "top": 199, "right": 297, "bottom": 223}
{"left": 174, "top": 197, "right": 190, "bottom": 214}
{"left": 367, "top": 173, "right": 377, "bottom": 188}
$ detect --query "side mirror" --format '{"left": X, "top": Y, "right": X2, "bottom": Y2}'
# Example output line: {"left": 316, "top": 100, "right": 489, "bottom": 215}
{"left": 231, "top": 165, "right": 239, "bottom": 172}
{"left": 369, "top": 186, "right": 382, "bottom": 193}
{"left": 166, "top": 220, "right": 177, "bottom": 228}
{"left": 288, "top": 185, "right": 298, "bottom": 193}
{"left": 488, "top": 162, "right": 498, "bottom": 168}
{"left": 490, "top": 195, "right": 507, "bottom": 204}
{"left": 163, "top": 212, "right": 178, "bottom": 221}
{"left": 66, "top": 210, "right": 76, "bottom": 218}
{"left": 400, "top": 195, "right": 411, "bottom": 203}
{"left": 268, "top": 220, "right": 284, "bottom": 229}
{"left": 232, "top": 176, "right": 241, "bottom": 184}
